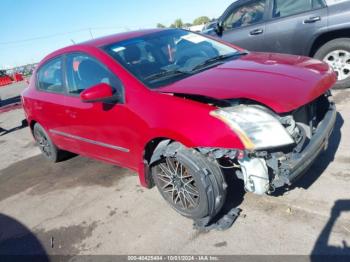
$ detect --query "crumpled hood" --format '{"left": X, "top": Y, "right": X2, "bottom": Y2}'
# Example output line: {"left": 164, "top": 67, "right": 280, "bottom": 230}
{"left": 157, "top": 52, "right": 337, "bottom": 113}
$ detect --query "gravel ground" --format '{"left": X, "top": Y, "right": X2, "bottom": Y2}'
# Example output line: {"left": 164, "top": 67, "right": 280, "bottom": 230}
{"left": 0, "top": 82, "right": 349, "bottom": 258}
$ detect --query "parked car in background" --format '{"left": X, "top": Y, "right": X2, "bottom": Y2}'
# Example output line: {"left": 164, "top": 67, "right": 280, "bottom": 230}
{"left": 22, "top": 29, "right": 337, "bottom": 226}
{"left": 206, "top": 0, "right": 350, "bottom": 89}
{"left": 202, "top": 20, "right": 218, "bottom": 34}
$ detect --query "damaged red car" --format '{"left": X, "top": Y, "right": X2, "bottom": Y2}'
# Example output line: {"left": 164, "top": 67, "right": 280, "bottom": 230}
{"left": 22, "top": 29, "right": 337, "bottom": 225}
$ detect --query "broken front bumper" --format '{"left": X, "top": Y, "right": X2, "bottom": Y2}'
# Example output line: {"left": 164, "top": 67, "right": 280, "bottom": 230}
{"left": 274, "top": 103, "right": 337, "bottom": 187}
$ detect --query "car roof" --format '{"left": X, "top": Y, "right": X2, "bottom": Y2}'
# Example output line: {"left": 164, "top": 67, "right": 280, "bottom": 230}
{"left": 39, "top": 28, "right": 168, "bottom": 64}
{"left": 81, "top": 28, "right": 165, "bottom": 47}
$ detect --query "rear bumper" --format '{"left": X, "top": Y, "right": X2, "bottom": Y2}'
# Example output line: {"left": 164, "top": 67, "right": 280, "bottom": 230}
{"left": 277, "top": 103, "right": 337, "bottom": 186}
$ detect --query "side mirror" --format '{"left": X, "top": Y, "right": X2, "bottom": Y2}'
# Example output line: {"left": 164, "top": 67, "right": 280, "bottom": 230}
{"left": 80, "top": 83, "right": 117, "bottom": 103}
{"left": 215, "top": 21, "right": 224, "bottom": 36}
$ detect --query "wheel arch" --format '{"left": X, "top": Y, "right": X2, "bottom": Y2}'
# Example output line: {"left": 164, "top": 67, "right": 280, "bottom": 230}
{"left": 309, "top": 29, "right": 350, "bottom": 57}
{"left": 140, "top": 134, "right": 203, "bottom": 189}
{"left": 138, "top": 120, "right": 244, "bottom": 188}
{"left": 140, "top": 137, "right": 173, "bottom": 189}
{"left": 143, "top": 137, "right": 171, "bottom": 165}
{"left": 29, "top": 119, "right": 37, "bottom": 134}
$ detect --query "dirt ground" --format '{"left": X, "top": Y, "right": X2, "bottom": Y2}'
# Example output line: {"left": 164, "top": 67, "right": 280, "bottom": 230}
{"left": 0, "top": 82, "right": 349, "bottom": 258}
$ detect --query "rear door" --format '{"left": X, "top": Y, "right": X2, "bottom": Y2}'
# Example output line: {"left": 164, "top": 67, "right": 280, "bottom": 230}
{"left": 263, "top": 0, "right": 327, "bottom": 55}
{"left": 220, "top": 0, "right": 268, "bottom": 51}
{"left": 34, "top": 56, "right": 79, "bottom": 151}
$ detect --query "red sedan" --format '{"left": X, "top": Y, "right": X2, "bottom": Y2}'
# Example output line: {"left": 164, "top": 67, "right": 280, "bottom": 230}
{"left": 22, "top": 29, "right": 337, "bottom": 225}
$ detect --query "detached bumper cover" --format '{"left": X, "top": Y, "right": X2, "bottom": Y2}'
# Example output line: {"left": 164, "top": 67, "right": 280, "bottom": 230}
{"left": 278, "top": 103, "right": 337, "bottom": 186}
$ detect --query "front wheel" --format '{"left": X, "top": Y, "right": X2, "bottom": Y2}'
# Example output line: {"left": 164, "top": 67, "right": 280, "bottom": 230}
{"left": 151, "top": 144, "right": 227, "bottom": 221}
{"left": 314, "top": 38, "right": 350, "bottom": 89}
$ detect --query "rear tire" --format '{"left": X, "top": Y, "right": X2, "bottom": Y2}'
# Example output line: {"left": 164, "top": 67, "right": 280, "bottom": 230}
{"left": 314, "top": 38, "right": 350, "bottom": 89}
{"left": 33, "top": 123, "right": 71, "bottom": 162}
{"left": 151, "top": 143, "right": 227, "bottom": 221}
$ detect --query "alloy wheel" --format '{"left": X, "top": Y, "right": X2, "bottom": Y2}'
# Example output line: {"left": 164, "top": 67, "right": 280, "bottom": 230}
{"left": 323, "top": 50, "right": 350, "bottom": 81}
{"left": 34, "top": 129, "right": 52, "bottom": 158}
{"left": 155, "top": 158, "right": 200, "bottom": 210}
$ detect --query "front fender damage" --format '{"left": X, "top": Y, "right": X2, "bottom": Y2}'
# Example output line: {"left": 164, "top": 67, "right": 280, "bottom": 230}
{"left": 198, "top": 147, "right": 272, "bottom": 195}
{"left": 149, "top": 139, "right": 185, "bottom": 165}
{"left": 151, "top": 142, "right": 274, "bottom": 196}
{"left": 149, "top": 141, "right": 241, "bottom": 231}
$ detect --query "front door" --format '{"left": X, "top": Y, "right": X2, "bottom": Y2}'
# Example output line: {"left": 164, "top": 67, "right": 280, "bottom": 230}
{"left": 34, "top": 56, "right": 81, "bottom": 151}
{"left": 220, "top": 0, "right": 268, "bottom": 51}
{"left": 59, "top": 52, "right": 132, "bottom": 166}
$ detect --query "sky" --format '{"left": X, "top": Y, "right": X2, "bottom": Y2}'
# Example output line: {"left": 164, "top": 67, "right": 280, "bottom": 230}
{"left": 0, "top": 0, "right": 234, "bottom": 69}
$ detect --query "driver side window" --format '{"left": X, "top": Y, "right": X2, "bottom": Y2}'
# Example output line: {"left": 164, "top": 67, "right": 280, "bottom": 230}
{"left": 65, "top": 53, "right": 123, "bottom": 95}
{"left": 223, "top": 0, "right": 266, "bottom": 31}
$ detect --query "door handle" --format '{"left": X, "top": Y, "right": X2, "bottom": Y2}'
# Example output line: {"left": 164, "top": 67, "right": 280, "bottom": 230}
{"left": 304, "top": 16, "right": 321, "bottom": 24}
{"left": 250, "top": 28, "right": 264, "bottom": 35}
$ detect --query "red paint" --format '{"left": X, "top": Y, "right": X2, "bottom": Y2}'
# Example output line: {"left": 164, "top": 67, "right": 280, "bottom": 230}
{"left": 13, "top": 73, "right": 24, "bottom": 82}
{"left": 21, "top": 29, "right": 336, "bottom": 187}
{"left": 80, "top": 83, "right": 114, "bottom": 102}
{"left": 159, "top": 52, "right": 337, "bottom": 113}
{"left": 0, "top": 75, "right": 12, "bottom": 87}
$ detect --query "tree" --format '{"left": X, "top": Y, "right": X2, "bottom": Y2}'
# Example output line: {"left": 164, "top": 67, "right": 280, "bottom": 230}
{"left": 171, "top": 19, "right": 183, "bottom": 28}
{"left": 156, "top": 23, "right": 166, "bottom": 28}
{"left": 193, "top": 16, "right": 210, "bottom": 26}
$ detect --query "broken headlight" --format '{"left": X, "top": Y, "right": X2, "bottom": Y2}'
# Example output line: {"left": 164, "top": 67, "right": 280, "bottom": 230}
{"left": 210, "top": 106, "right": 294, "bottom": 150}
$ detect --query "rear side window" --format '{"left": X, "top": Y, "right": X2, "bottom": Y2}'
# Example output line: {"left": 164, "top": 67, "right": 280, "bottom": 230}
{"left": 65, "top": 53, "right": 123, "bottom": 96}
{"left": 37, "top": 57, "right": 64, "bottom": 93}
{"left": 273, "top": 0, "right": 324, "bottom": 18}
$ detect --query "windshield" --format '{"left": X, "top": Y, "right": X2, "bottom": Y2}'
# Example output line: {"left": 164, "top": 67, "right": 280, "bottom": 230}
{"left": 103, "top": 29, "right": 241, "bottom": 88}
